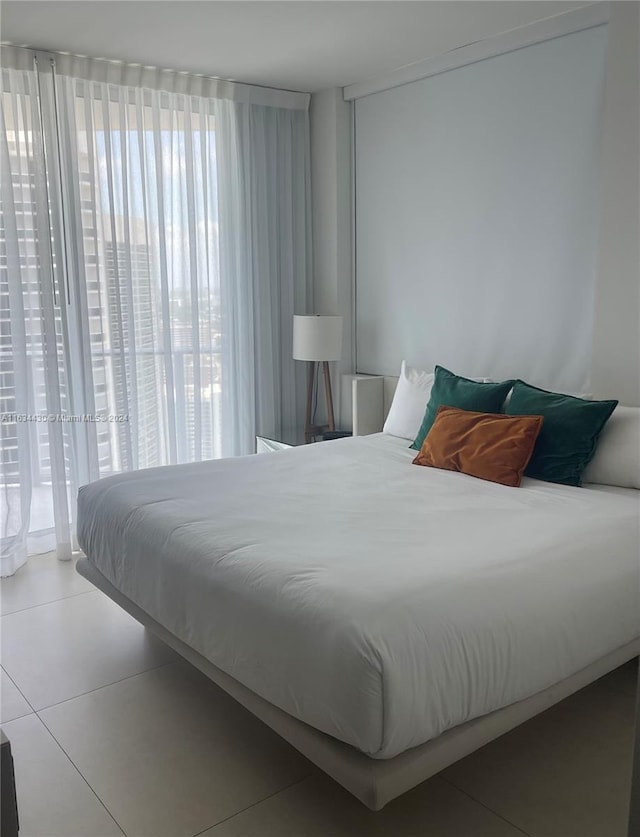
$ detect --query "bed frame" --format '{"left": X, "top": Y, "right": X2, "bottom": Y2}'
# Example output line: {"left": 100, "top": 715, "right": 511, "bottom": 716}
{"left": 77, "top": 556, "right": 639, "bottom": 811}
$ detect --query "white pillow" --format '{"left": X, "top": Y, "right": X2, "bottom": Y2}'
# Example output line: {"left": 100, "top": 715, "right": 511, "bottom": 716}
{"left": 383, "top": 361, "right": 434, "bottom": 440}
{"left": 582, "top": 405, "right": 640, "bottom": 489}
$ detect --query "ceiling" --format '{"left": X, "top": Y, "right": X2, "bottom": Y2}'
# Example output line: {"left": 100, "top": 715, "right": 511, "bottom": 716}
{"left": 1, "top": 1, "right": 592, "bottom": 93}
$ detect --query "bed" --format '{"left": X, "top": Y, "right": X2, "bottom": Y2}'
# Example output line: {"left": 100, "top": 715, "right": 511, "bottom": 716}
{"left": 76, "top": 431, "right": 639, "bottom": 810}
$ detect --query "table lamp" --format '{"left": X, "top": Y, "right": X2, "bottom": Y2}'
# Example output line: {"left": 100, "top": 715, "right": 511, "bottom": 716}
{"left": 293, "top": 315, "right": 343, "bottom": 443}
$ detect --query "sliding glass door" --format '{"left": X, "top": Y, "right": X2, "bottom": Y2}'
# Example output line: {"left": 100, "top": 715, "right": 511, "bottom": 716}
{"left": 55, "top": 74, "right": 223, "bottom": 475}
{"left": 1, "top": 48, "right": 310, "bottom": 575}
{"left": 2, "top": 57, "right": 224, "bottom": 571}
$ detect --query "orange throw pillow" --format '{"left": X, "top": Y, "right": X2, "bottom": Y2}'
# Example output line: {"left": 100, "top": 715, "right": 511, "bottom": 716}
{"left": 412, "top": 406, "right": 543, "bottom": 487}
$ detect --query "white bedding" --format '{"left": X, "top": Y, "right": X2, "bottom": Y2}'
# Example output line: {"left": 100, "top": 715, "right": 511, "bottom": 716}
{"left": 77, "top": 433, "right": 640, "bottom": 759}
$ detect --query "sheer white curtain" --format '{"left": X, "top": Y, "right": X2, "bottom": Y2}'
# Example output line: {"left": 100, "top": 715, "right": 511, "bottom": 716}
{"left": 216, "top": 98, "right": 310, "bottom": 453}
{"left": 55, "top": 69, "right": 225, "bottom": 479}
{"left": 1, "top": 58, "right": 76, "bottom": 575}
{"left": 0, "top": 49, "right": 310, "bottom": 575}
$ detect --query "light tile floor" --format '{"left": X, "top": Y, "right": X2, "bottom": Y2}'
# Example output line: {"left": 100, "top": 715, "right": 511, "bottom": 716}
{"left": 1, "top": 552, "right": 636, "bottom": 837}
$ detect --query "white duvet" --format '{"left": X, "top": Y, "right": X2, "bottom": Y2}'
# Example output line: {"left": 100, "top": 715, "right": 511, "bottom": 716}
{"left": 77, "top": 433, "right": 640, "bottom": 759}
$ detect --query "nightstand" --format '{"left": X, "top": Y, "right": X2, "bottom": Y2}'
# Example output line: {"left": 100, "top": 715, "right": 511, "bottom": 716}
{"left": 255, "top": 429, "right": 306, "bottom": 453}
{"left": 255, "top": 428, "right": 351, "bottom": 453}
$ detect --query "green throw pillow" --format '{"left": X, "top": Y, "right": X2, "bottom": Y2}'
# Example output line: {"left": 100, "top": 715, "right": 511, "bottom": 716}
{"left": 410, "top": 366, "right": 515, "bottom": 451}
{"left": 506, "top": 380, "right": 617, "bottom": 486}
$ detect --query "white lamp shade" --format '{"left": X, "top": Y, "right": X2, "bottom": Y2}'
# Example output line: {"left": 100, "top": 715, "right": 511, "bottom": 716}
{"left": 293, "top": 315, "right": 343, "bottom": 361}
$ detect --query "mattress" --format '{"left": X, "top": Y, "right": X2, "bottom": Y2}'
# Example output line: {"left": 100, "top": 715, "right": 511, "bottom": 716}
{"left": 77, "top": 433, "right": 640, "bottom": 759}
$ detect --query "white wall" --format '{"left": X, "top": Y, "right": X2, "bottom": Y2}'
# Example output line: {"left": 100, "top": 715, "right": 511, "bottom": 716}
{"left": 309, "top": 3, "right": 639, "bottom": 406}
{"left": 354, "top": 25, "right": 607, "bottom": 394}
{"left": 309, "top": 88, "right": 353, "bottom": 421}
{"left": 591, "top": 2, "right": 640, "bottom": 406}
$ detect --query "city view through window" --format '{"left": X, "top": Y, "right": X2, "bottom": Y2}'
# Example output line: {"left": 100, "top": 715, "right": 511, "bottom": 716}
{"left": 2, "top": 82, "right": 223, "bottom": 542}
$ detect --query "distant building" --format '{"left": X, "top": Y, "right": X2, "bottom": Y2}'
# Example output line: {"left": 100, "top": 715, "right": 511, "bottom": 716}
{"left": 104, "top": 239, "right": 160, "bottom": 470}
{"left": 1, "top": 119, "right": 223, "bottom": 494}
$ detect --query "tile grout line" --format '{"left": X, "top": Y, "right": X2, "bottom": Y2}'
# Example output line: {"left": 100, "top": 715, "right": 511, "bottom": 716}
{"left": 190, "top": 773, "right": 314, "bottom": 837}
{"left": 33, "top": 658, "right": 179, "bottom": 714}
{"left": 7, "top": 553, "right": 626, "bottom": 837}
{"left": 0, "top": 665, "right": 37, "bottom": 720}
{"left": 32, "top": 712, "right": 128, "bottom": 837}
{"left": 35, "top": 645, "right": 313, "bottom": 837}
{"left": 439, "top": 775, "right": 533, "bottom": 837}
{"left": 1, "top": 586, "right": 97, "bottom": 618}
{"left": 11, "top": 556, "right": 310, "bottom": 836}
